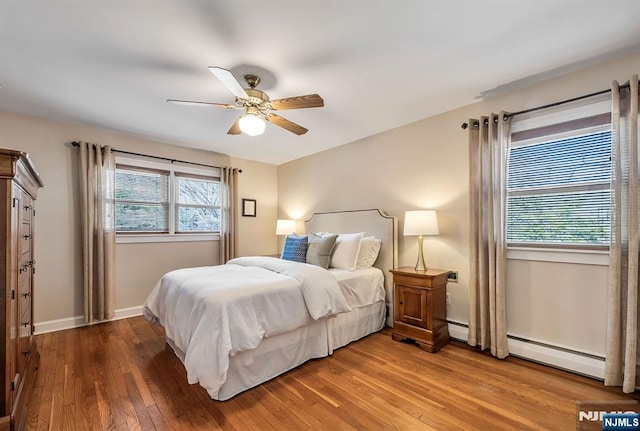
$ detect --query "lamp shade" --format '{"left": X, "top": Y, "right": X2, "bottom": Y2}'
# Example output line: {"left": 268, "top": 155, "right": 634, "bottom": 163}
{"left": 238, "top": 114, "right": 266, "bottom": 136}
{"left": 275, "top": 219, "right": 296, "bottom": 236}
{"left": 403, "top": 210, "right": 439, "bottom": 236}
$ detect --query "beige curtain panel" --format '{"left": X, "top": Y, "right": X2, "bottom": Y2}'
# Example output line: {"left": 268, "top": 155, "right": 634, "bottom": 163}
{"left": 605, "top": 76, "right": 640, "bottom": 393}
{"left": 77, "top": 141, "right": 116, "bottom": 323}
{"left": 467, "top": 112, "right": 510, "bottom": 359}
{"left": 219, "top": 166, "right": 239, "bottom": 264}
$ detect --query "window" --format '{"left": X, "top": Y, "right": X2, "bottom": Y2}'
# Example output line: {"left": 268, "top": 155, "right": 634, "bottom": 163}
{"left": 507, "top": 116, "right": 611, "bottom": 248}
{"left": 115, "top": 167, "right": 169, "bottom": 232}
{"left": 175, "top": 174, "right": 221, "bottom": 232}
{"left": 114, "top": 157, "right": 220, "bottom": 240}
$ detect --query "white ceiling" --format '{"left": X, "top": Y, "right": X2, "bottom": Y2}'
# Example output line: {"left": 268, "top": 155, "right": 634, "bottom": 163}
{"left": 1, "top": 1, "right": 640, "bottom": 165}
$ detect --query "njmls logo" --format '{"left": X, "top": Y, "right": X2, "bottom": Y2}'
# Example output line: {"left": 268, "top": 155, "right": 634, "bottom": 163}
{"left": 601, "top": 413, "right": 640, "bottom": 430}
{"left": 579, "top": 411, "right": 638, "bottom": 421}
{"left": 577, "top": 401, "right": 640, "bottom": 431}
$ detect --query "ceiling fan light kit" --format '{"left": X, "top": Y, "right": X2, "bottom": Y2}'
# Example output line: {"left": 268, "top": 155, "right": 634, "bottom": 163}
{"left": 168, "top": 66, "right": 324, "bottom": 137}
{"left": 239, "top": 113, "right": 266, "bottom": 136}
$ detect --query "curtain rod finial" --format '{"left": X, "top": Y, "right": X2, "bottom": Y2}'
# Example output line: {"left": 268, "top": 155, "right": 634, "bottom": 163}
{"left": 461, "top": 123, "right": 469, "bottom": 130}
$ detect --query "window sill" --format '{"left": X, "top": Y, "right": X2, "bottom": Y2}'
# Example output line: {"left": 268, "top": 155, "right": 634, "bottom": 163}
{"left": 116, "top": 233, "right": 220, "bottom": 244}
{"left": 507, "top": 246, "right": 609, "bottom": 265}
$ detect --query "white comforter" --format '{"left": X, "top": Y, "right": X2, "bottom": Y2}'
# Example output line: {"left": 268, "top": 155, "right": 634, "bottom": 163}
{"left": 143, "top": 256, "right": 351, "bottom": 398}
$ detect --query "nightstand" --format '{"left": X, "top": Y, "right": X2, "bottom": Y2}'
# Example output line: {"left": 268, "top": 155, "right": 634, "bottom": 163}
{"left": 389, "top": 267, "right": 451, "bottom": 352}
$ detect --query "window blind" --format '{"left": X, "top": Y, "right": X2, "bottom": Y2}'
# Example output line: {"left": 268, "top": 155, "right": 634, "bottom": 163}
{"left": 115, "top": 167, "right": 169, "bottom": 232}
{"left": 506, "top": 129, "right": 611, "bottom": 246}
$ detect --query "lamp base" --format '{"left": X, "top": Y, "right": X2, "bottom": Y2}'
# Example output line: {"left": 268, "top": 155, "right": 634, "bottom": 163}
{"left": 415, "top": 235, "right": 427, "bottom": 271}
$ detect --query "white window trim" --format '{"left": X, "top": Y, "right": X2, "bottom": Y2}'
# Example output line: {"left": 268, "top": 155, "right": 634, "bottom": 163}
{"left": 507, "top": 246, "right": 609, "bottom": 266}
{"left": 510, "top": 95, "right": 610, "bottom": 134}
{"left": 115, "top": 156, "right": 221, "bottom": 244}
{"left": 116, "top": 233, "right": 220, "bottom": 244}
{"left": 115, "top": 156, "right": 221, "bottom": 178}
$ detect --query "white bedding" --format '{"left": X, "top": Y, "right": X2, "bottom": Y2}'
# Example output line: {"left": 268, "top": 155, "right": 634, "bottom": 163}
{"left": 329, "top": 267, "right": 385, "bottom": 308}
{"left": 143, "top": 256, "right": 351, "bottom": 399}
{"left": 163, "top": 266, "right": 386, "bottom": 401}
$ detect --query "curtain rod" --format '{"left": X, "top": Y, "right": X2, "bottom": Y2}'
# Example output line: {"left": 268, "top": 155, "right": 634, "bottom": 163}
{"left": 460, "top": 82, "right": 633, "bottom": 130}
{"left": 70, "top": 141, "right": 242, "bottom": 172}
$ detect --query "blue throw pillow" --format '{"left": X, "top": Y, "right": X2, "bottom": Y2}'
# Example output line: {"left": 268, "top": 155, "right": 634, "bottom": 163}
{"left": 281, "top": 234, "right": 308, "bottom": 263}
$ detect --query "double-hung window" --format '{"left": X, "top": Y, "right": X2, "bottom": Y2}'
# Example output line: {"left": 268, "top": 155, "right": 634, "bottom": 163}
{"left": 507, "top": 107, "right": 612, "bottom": 250}
{"left": 114, "top": 157, "right": 220, "bottom": 242}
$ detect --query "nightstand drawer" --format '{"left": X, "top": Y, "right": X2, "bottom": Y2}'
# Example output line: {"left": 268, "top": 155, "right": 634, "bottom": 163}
{"left": 393, "top": 272, "right": 447, "bottom": 288}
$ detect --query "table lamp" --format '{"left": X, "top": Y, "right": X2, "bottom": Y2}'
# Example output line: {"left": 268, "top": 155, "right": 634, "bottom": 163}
{"left": 275, "top": 219, "right": 296, "bottom": 236}
{"left": 403, "top": 210, "right": 439, "bottom": 271}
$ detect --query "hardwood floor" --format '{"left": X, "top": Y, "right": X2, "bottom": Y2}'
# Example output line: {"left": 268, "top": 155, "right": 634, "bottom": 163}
{"left": 25, "top": 316, "right": 638, "bottom": 430}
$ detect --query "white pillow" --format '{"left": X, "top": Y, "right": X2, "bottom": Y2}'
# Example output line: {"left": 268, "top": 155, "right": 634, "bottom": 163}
{"left": 329, "top": 232, "right": 364, "bottom": 270}
{"left": 356, "top": 236, "right": 382, "bottom": 269}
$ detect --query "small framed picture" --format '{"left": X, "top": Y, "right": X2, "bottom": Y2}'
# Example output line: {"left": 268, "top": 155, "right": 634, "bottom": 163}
{"left": 242, "top": 198, "right": 257, "bottom": 217}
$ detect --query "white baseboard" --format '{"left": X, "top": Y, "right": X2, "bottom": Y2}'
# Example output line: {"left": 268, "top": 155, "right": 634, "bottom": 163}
{"left": 448, "top": 321, "right": 470, "bottom": 342}
{"left": 447, "top": 321, "right": 605, "bottom": 380}
{"left": 34, "top": 306, "right": 143, "bottom": 335}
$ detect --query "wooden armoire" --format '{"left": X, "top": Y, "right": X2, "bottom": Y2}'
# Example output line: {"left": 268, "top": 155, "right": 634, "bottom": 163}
{"left": 0, "top": 149, "right": 43, "bottom": 431}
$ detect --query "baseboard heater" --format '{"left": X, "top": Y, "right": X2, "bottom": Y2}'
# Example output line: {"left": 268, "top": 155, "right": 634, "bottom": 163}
{"left": 447, "top": 320, "right": 606, "bottom": 380}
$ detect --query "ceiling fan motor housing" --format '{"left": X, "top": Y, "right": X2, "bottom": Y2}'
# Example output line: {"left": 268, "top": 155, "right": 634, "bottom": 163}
{"left": 243, "top": 88, "right": 269, "bottom": 106}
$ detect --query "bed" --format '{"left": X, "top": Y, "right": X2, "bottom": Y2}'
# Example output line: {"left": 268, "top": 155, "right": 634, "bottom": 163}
{"left": 143, "top": 208, "right": 398, "bottom": 400}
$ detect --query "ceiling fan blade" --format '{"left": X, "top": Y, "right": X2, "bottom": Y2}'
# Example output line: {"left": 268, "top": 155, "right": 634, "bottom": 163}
{"left": 208, "top": 67, "right": 249, "bottom": 100}
{"left": 270, "top": 94, "right": 324, "bottom": 110}
{"left": 167, "top": 99, "right": 237, "bottom": 109}
{"left": 227, "top": 117, "right": 242, "bottom": 135}
{"left": 266, "top": 114, "right": 308, "bottom": 135}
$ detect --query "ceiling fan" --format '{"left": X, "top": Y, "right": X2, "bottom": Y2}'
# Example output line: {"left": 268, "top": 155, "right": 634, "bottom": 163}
{"left": 168, "top": 67, "right": 324, "bottom": 136}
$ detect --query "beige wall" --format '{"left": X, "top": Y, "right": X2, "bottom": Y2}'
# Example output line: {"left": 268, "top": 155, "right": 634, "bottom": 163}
{"left": 506, "top": 259, "right": 608, "bottom": 354}
{"left": 231, "top": 156, "right": 279, "bottom": 257}
{"left": 0, "top": 112, "right": 278, "bottom": 323}
{"left": 278, "top": 52, "right": 640, "bottom": 356}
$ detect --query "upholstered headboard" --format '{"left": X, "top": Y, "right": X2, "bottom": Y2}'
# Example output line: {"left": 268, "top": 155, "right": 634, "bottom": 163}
{"left": 305, "top": 209, "right": 398, "bottom": 327}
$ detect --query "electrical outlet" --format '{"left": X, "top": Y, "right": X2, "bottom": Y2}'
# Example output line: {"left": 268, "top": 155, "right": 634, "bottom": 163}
{"left": 448, "top": 270, "right": 459, "bottom": 283}
{"left": 446, "top": 292, "right": 451, "bottom": 305}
